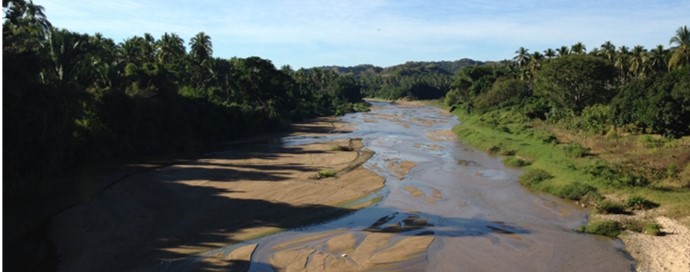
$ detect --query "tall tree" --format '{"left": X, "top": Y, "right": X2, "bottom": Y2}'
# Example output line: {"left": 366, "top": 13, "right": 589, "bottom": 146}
{"left": 557, "top": 46, "right": 570, "bottom": 57}
{"left": 543, "top": 48, "right": 556, "bottom": 59}
{"left": 571, "top": 42, "right": 586, "bottom": 55}
{"left": 668, "top": 25, "right": 690, "bottom": 70}
{"left": 156, "top": 32, "right": 186, "bottom": 65}
{"left": 190, "top": 31, "right": 213, "bottom": 63}
{"left": 599, "top": 41, "right": 616, "bottom": 62}
{"left": 629, "top": 45, "right": 648, "bottom": 79}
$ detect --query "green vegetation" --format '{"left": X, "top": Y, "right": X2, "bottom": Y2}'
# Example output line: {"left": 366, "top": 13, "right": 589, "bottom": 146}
{"left": 317, "top": 169, "right": 337, "bottom": 179}
{"left": 579, "top": 220, "right": 623, "bottom": 237}
{"left": 503, "top": 156, "right": 531, "bottom": 168}
{"left": 594, "top": 199, "right": 627, "bottom": 214}
{"left": 318, "top": 59, "right": 481, "bottom": 100}
{"left": 3, "top": 0, "right": 371, "bottom": 203}
{"left": 625, "top": 196, "right": 659, "bottom": 210}
{"left": 444, "top": 25, "right": 690, "bottom": 227}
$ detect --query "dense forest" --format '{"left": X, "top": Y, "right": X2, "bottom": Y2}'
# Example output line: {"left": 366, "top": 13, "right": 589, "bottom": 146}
{"left": 3, "top": 0, "right": 374, "bottom": 197}
{"left": 444, "top": 27, "right": 690, "bottom": 138}
{"left": 316, "top": 58, "right": 482, "bottom": 99}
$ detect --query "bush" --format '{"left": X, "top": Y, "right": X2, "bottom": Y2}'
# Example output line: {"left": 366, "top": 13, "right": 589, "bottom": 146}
{"left": 519, "top": 169, "right": 553, "bottom": 187}
{"left": 563, "top": 142, "right": 588, "bottom": 158}
{"left": 624, "top": 196, "right": 659, "bottom": 210}
{"left": 317, "top": 169, "right": 337, "bottom": 179}
{"left": 579, "top": 220, "right": 623, "bottom": 237}
{"left": 503, "top": 157, "right": 531, "bottom": 168}
{"left": 621, "top": 219, "right": 663, "bottom": 236}
{"left": 558, "top": 182, "right": 598, "bottom": 200}
{"left": 619, "top": 174, "right": 650, "bottom": 187}
{"left": 643, "top": 222, "right": 663, "bottom": 236}
{"left": 595, "top": 200, "right": 627, "bottom": 214}
{"left": 487, "top": 145, "right": 501, "bottom": 154}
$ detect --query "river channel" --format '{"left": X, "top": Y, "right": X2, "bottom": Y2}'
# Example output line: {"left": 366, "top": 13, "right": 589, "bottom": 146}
{"left": 226, "top": 101, "right": 633, "bottom": 271}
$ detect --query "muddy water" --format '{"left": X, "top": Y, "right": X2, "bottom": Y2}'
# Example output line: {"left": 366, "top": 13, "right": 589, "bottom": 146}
{"left": 245, "top": 101, "right": 633, "bottom": 271}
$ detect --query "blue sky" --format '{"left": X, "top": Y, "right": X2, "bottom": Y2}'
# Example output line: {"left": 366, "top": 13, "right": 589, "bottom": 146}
{"left": 38, "top": 0, "right": 689, "bottom": 68}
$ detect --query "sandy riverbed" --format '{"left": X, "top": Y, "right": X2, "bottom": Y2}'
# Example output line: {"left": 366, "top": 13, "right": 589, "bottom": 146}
{"left": 51, "top": 117, "right": 384, "bottom": 271}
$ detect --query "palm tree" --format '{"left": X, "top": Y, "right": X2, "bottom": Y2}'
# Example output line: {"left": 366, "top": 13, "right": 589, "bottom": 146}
{"left": 629, "top": 45, "right": 648, "bottom": 79}
{"left": 543, "top": 48, "right": 556, "bottom": 59}
{"left": 513, "top": 47, "right": 531, "bottom": 68}
{"left": 156, "top": 32, "right": 186, "bottom": 65}
{"left": 668, "top": 25, "right": 690, "bottom": 70}
{"left": 571, "top": 42, "right": 586, "bottom": 55}
{"left": 648, "top": 45, "right": 668, "bottom": 76}
{"left": 190, "top": 32, "right": 213, "bottom": 63}
{"left": 599, "top": 41, "right": 616, "bottom": 62}
{"left": 557, "top": 46, "right": 569, "bottom": 57}
{"left": 615, "top": 45, "right": 631, "bottom": 83}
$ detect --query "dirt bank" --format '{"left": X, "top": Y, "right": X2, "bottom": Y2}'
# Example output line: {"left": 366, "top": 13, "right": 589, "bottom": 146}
{"left": 50, "top": 118, "right": 384, "bottom": 271}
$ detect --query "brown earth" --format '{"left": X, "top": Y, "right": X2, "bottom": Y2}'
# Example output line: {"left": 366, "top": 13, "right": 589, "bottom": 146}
{"left": 50, "top": 118, "right": 384, "bottom": 271}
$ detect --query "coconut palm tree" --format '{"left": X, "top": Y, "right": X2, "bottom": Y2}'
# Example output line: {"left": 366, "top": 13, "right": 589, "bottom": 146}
{"left": 599, "top": 41, "right": 616, "bottom": 62}
{"left": 513, "top": 47, "right": 531, "bottom": 68}
{"left": 571, "top": 42, "right": 586, "bottom": 55}
{"left": 557, "top": 46, "right": 569, "bottom": 57}
{"left": 629, "top": 45, "right": 648, "bottom": 79}
{"left": 615, "top": 46, "right": 631, "bottom": 83}
{"left": 190, "top": 32, "right": 213, "bottom": 63}
{"left": 543, "top": 48, "right": 556, "bottom": 59}
{"left": 648, "top": 45, "right": 668, "bottom": 76}
{"left": 668, "top": 25, "right": 690, "bottom": 70}
{"left": 156, "top": 32, "right": 186, "bottom": 65}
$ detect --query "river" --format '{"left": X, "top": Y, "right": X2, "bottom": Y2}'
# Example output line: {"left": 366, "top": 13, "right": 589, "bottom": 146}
{"left": 211, "top": 100, "right": 631, "bottom": 271}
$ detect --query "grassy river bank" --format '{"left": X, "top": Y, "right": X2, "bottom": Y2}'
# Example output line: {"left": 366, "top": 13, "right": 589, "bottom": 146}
{"left": 426, "top": 100, "right": 690, "bottom": 271}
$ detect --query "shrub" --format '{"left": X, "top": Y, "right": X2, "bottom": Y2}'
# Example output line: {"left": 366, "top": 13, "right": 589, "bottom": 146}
{"left": 503, "top": 157, "right": 531, "bottom": 168}
{"left": 317, "top": 169, "right": 337, "bottom": 179}
{"left": 563, "top": 142, "right": 588, "bottom": 158}
{"left": 595, "top": 200, "right": 627, "bottom": 214}
{"left": 586, "top": 161, "right": 621, "bottom": 184}
{"left": 624, "top": 196, "right": 659, "bottom": 210}
{"left": 519, "top": 169, "right": 553, "bottom": 187}
{"left": 487, "top": 145, "right": 501, "bottom": 154}
{"left": 579, "top": 220, "right": 622, "bottom": 237}
{"left": 619, "top": 174, "right": 650, "bottom": 187}
{"left": 643, "top": 222, "right": 663, "bottom": 236}
{"left": 558, "top": 182, "right": 598, "bottom": 200}
{"left": 621, "top": 219, "right": 663, "bottom": 236}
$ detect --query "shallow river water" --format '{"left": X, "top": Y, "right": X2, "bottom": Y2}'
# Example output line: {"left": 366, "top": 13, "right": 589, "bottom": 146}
{"left": 242, "top": 101, "right": 633, "bottom": 271}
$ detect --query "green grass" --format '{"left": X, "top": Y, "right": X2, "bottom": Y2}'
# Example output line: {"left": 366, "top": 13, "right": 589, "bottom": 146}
{"left": 579, "top": 220, "right": 623, "bottom": 237}
{"left": 445, "top": 105, "right": 690, "bottom": 227}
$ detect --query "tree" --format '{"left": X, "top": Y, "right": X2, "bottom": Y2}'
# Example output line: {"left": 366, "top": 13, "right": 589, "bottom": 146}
{"left": 156, "top": 32, "right": 186, "bottom": 65}
{"left": 557, "top": 46, "right": 570, "bottom": 57}
{"left": 648, "top": 45, "right": 668, "bottom": 77}
{"left": 629, "top": 45, "right": 648, "bottom": 79}
{"left": 534, "top": 55, "right": 616, "bottom": 113}
{"left": 668, "top": 25, "right": 690, "bottom": 70}
{"left": 513, "top": 47, "right": 531, "bottom": 68}
{"left": 571, "top": 42, "right": 586, "bottom": 55}
{"left": 190, "top": 31, "right": 212, "bottom": 63}
{"left": 543, "top": 48, "right": 556, "bottom": 59}
{"left": 599, "top": 41, "right": 616, "bottom": 62}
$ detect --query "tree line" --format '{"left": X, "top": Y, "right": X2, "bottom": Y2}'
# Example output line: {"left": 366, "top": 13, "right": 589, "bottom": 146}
{"left": 3, "top": 0, "right": 367, "bottom": 198}
{"left": 317, "top": 59, "right": 482, "bottom": 100}
{"left": 445, "top": 26, "right": 690, "bottom": 138}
